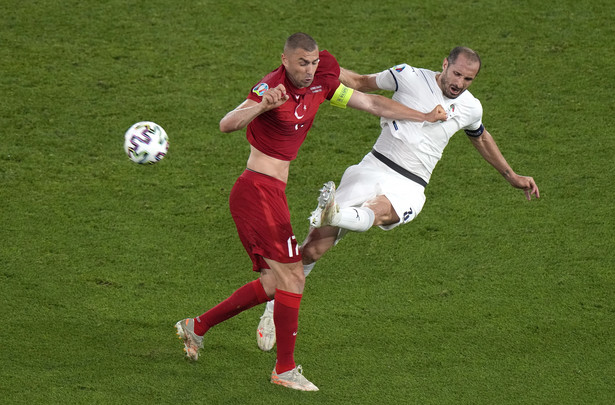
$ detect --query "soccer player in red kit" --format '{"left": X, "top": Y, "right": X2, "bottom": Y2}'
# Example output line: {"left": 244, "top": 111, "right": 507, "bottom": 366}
{"left": 175, "top": 32, "right": 447, "bottom": 391}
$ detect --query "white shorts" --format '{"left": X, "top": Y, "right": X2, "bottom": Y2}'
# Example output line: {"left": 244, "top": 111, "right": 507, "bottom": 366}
{"left": 336, "top": 152, "right": 427, "bottom": 230}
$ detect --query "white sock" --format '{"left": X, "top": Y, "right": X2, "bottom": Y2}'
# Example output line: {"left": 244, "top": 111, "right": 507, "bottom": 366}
{"left": 303, "top": 262, "right": 315, "bottom": 277}
{"left": 331, "top": 207, "right": 375, "bottom": 232}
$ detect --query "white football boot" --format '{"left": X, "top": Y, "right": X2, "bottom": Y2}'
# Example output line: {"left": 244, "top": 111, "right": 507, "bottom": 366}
{"left": 175, "top": 318, "right": 203, "bottom": 360}
{"left": 271, "top": 365, "right": 319, "bottom": 391}
{"left": 256, "top": 301, "right": 276, "bottom": 351}
{"left": 309, "top": 181, "right": 338, "bottom": 228}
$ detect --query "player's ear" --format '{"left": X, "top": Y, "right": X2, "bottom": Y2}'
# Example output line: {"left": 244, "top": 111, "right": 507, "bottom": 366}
{"left": 281, "top": 53, "right": 288, "bottom": 68}
{"left": 442, "top": 57, "right": 448, "bottom": 71}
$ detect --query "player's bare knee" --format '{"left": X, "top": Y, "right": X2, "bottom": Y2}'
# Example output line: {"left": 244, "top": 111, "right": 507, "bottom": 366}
{"left": 372, "top": 212, "right": 398, "bottom": 227}
{"left": 277, "top": 263, "right": 306, "bottom": 293}
{"left": 362, "top": 195, "right": 399, "bottom": 226}
{"left": 283, "top": 270, "right": 305, "bottom": 293}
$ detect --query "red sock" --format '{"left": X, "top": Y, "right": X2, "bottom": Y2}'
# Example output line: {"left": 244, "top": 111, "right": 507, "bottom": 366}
{"left": 273, "top": 289, "right": 302, "bottom": 374}
{"left": 193, "top": 279, "right": 269, "bottom": 336}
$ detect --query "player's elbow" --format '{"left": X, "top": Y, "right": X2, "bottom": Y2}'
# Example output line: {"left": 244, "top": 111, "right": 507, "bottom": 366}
{"left": 219, "top": 123, "right": 231, "bottom": 133}
{"left": 219, "top": 117, "right": 237, "bottom": 133}
{"left": 364, "top": 95, "right": 385, "bottom": 116}
{"left": 349, "top": 92, "right": 379, "bottom": 115}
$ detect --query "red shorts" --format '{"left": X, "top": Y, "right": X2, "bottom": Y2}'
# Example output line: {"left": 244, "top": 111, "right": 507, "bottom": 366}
{"left": 229, "top": 170, "right": 301, "bottom": 271}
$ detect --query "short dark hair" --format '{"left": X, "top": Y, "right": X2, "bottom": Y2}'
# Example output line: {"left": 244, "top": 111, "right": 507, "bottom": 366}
{"left": 284, "top": 32, "right": 318, "bottom": 53}
{"left": 447, "top": 46, "right": 481, "bottom": 73}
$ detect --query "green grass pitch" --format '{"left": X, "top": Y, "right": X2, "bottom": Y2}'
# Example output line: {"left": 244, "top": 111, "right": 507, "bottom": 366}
{"left": 1, "top": 0, "right": 614, "bottom": 403}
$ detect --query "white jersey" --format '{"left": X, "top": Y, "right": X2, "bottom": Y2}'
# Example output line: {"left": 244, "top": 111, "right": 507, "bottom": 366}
{"left": 374, "top": 64, "right": 484, "bottom": 183}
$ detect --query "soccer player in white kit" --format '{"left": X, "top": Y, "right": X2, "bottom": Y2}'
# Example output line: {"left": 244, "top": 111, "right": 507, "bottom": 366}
{"left": 255, "top": 46, "right": 540, "bottom": 351}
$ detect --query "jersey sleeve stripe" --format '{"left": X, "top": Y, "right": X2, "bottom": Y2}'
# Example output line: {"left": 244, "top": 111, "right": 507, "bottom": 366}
{"left": 387, "top": 69, "right": 399, "bottom": 92}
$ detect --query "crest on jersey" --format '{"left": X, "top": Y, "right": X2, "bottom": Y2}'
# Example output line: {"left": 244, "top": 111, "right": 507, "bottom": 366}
{"left": 395, "top": 66, "right": 406, "bottom": 73}
{"left": 447, "top": 104, "right": 457, "bottom": 119}
{"left": 252, "top": 83, "right": 269, "bottom": 97}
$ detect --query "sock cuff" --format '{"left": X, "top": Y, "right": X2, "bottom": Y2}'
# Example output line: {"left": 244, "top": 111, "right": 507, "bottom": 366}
{"left": 335, "top": 206, "right": 376, "bottom": 232}
{"left": 359, "top": 206, "right": 376, "bottom": 227}
{"left": 274, "top": 289, "right": 302, "bottom": 309}
{"left": 250, "top": 279, "right": 270, "bottom": 304}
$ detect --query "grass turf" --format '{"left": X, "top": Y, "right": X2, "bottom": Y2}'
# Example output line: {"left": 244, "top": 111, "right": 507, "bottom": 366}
{"left": 1, "top": 0, "right": 614, "bottom": 403}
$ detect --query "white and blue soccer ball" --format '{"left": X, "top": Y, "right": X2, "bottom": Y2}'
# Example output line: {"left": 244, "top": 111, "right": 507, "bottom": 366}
{"left": 124, "top": 121, "right": 169, "bottom": 164}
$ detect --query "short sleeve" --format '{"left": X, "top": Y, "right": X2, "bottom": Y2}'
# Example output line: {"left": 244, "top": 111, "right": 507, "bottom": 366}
{"left": 376, "top": 64, "right": 409, "bottom": 91}
{"left": 247, "top": 82, "right": 268, "bottom": 102}
{"left": 317, "top": 50, "right": 342, "bottom": 99}
{"left": 463, "top": 100, "right": 484, "bottom": 137}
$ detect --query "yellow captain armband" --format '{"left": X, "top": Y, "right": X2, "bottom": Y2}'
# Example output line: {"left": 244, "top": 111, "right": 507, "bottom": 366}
{"left": 330, "top": 84, "right": 354, "bottom": 108}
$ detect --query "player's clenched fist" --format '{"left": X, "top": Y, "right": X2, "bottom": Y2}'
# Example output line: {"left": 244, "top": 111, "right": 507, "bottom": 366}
{"left": 261, "top": 84, "right": 290, "bottom": 110}
{"left": 426, "top": 104, "right": 447, "bottom": 122}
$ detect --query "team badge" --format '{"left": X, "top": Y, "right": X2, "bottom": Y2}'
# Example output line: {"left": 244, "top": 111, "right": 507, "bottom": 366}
{"left": 252, "top": 83, "right": 269, "bottom": 96}
{"left": 447, "top": 104, "right": 457, "bottom": 119}
{"left": 395, "top": 65, "right": 406, "bottom": 73}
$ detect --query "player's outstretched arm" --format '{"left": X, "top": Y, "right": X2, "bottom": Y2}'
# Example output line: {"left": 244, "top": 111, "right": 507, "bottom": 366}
{"left": 339, "top": 68, "right": 380, "bottom": 92}
{"left": 220, "top": 84, "right": 289, "bottom": 133}
{"left": 469, "top": 129, "right": 540, "bottom": 200}
{"left": 346, "top": 91, "right": 447, "bottom": 123}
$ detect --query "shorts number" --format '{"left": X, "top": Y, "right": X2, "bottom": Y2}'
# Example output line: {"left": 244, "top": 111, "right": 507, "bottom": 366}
{"left": 402, "top": 208, "right": 414, "bottom": 223}
{"left": 287, "top": 236, "right": 299, "bottom": 258}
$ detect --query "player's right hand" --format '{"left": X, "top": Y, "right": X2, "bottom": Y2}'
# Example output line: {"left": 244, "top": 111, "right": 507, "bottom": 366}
{"left": 261, "top": 84, "right": 289, "bottom": 110}
{"left": 426, "top": 104, "right": 447, "bottom": 122}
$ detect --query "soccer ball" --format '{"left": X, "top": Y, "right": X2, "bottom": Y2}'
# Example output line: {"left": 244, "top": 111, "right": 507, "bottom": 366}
{"left": 124, "top": 121, "right": 169, "bottom": 164}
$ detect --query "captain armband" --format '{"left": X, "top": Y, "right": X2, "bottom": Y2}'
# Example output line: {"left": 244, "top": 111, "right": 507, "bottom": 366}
{"left": 464, "top": 124, "right": 485, "bottom": 137}
{"left": 330, "top": 84, "right": 354, "bottom": 108}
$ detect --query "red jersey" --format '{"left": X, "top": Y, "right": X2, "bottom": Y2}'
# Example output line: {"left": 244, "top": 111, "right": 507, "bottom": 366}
{"left": 246, "top": 50, "right": 341, "bottom": 161}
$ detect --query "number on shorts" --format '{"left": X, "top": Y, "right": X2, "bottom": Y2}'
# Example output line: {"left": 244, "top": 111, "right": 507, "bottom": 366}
{"left": 287, "top": 235, "right": 299, "bottom": 258}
